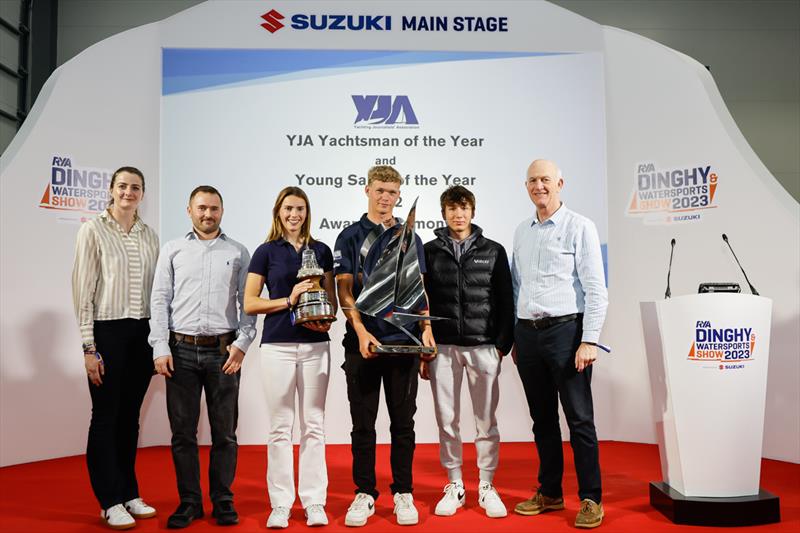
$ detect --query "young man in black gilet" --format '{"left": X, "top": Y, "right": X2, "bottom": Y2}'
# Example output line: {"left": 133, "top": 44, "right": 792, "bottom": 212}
{"left": 421, "top": 185, "right": 514, "bottom": 519}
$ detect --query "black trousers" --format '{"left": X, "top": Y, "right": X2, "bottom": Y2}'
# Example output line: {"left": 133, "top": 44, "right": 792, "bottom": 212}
{"left": 166, "top": 339, "right": 240, "bottom": 505}
{"left": 515, "top": 319, "right": 602, "bottom": 503}
{"left": 343, "top": 351, "right": 419, "bottom": 499}
{"left": 87, "top": 319, "right": 154, "bottom": 509}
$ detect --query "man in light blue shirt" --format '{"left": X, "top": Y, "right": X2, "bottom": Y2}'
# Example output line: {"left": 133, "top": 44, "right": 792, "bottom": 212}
{"left": 511, "top": 159, "right": 608, "bottom": 529}
{"left": 149, "top": 185, "right": 256, "bottom": 529}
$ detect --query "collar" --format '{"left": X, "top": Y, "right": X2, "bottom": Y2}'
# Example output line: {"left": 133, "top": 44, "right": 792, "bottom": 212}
{"left": 359, "top": 213, "right": 376, "bottom": 229}
{"left": 99, "top": 209, "right": 144, "bottom": 233}
{"left": 435, "top": 223, "right": 483, "bottom": 242}
{"left": 360, "top": 213, "right": 404, "bottom": 230}
{"left": 275, "top": 236, "right": 308, "bottom": 249}
{"left": 185, "top": 229, "right": 226, "bottom": 241}
{"left": 533, "top": 203, "right": 566, "bottom": 226}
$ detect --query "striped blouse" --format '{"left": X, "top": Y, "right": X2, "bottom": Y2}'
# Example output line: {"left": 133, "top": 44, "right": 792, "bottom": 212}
{"left": 72, "top": 209, "right": 160, "bottom": 346}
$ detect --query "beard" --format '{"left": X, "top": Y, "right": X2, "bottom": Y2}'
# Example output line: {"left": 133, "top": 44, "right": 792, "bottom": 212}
{"left": 193, "top": 218, "right": 220, "bottom": 236}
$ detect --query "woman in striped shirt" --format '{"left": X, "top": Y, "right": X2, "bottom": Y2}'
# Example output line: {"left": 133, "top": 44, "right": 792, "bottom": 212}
{"left": 72, "top": 166, "right": 160, "bottom": 530}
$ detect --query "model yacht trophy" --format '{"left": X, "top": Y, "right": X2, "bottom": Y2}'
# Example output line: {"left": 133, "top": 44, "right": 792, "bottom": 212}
{"left": 290, "top": 248, "right": 337, "bottom": 326}
{"left": 355, "top": 198, "right": 438, "bottom": 355}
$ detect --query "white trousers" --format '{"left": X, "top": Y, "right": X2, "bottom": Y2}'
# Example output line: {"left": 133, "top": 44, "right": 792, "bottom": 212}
{"left": 428, "top": 344, "right": 501, "bottom": 482}
{"left": 260, "top": 342, "right": 330, "bottom": 508}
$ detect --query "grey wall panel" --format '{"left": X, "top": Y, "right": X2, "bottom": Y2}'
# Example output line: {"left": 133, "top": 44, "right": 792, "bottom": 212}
{"left": 0, "top": 71, "right": 16, "bottom": 112}
{"left": 58, "top": 0, "right": 201, "bottom": 28}
{"left": 0, "top": 0, "right": 22, "bottom": 135}
{"left": 0, "top": 114, "right": 15, "bottom": 154}
{"left": 0, "top": 27, "right": 18, "bottom": 69}
{"left": 57, "top": 0, "right": 203, "bottom": 64}
{"left": 57, "top": 25, "right": 131, "bottom": 64}
{"left": 636, "top": 28, "right": 799, "bottom": 102}
{"left": 552, "top": 0, "right": 800, "bottom": 30}
{"left": 772, "top": 171, "right": 800, "bottom": 199}
{"left": 727, "top": 101, "right": 800, "bottom": 169}
{"left": 0, "top": 0, "right": 21, "bottom": 24}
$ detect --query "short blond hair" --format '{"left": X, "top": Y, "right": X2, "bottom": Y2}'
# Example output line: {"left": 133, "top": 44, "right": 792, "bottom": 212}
{"left": 367, "top": 165, "right": 403, "bottom": 186}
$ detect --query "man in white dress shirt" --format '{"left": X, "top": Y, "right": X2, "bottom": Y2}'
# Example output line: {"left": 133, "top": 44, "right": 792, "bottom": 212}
{"left": 149, "top": 185, "right": 256, "bottom": 529}
{"left": 511, "top": 159, "right": 608, "bottom": 529}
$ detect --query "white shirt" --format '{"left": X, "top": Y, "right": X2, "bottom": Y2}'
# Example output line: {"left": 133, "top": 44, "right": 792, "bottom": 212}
{"left": 511, "top": 204, "right": 608, "bottom": 343}
{"left": 148, "top": 230, "right": 256, "bottom": 358}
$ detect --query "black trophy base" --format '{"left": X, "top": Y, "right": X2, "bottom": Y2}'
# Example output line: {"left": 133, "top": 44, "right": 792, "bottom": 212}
{"left": 649, "top": 481, "right": 780, "bottom": 526}
{"left": 370, "top": 344, "right": 436, "bottom": 355}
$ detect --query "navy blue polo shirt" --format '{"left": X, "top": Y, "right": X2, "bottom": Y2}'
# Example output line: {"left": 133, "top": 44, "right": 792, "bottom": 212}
{"left": 334, "top": 213, "right": 426, "bottom": 351}
{"left": 248, "top": 238, "right": 334, "bottom": 344}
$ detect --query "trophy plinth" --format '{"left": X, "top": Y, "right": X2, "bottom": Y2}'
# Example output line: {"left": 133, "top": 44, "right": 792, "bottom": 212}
{"left": 291, "top": 248, "right": 337, "bottom": 326}
{"left": 369, "top": 344, "right": 436, "bottom": 355}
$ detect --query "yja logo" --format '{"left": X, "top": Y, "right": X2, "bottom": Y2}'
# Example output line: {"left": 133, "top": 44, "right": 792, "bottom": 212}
{"left": 261, "top": 9, "right": 285, "bottom": 33}
{"left": 352, "top": 95, "right": 418, "bottom": 126}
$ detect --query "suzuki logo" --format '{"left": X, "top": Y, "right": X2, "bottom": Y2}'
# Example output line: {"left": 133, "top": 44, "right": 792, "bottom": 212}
{"left": 261, "top": 9, "right": 285, "bottom": 33}
{"left": 352, "top": 95, "right": 419, "bottom": 125}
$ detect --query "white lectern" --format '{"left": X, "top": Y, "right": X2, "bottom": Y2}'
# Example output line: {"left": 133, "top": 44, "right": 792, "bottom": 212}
{"left": 641, "top": 294, "right": 780, "bottom": 526}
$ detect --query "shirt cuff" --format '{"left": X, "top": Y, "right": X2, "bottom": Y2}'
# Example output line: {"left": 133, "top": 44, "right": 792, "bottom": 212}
{"left": 232, "top": 337, "right": 252, "bottom": 354}
{"left": 152, "top": 340, "right": 171, "bottom": 360}
{"left": 80, "top": 325, "right": 95, "bottom": 347}
{"left": 581, "top": 330, "right": 601, "bottom": 344}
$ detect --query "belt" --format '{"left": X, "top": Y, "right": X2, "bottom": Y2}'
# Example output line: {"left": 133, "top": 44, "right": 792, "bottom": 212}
{"left": 518, "top": 313, "right": 581, "bottom": 330}
{"left": 170, "top": 331, "right": 236, "bottom": 347}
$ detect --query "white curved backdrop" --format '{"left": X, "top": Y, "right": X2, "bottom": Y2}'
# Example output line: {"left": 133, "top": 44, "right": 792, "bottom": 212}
{"left": 1, "top": 0, "right": 797, "bottom": 466}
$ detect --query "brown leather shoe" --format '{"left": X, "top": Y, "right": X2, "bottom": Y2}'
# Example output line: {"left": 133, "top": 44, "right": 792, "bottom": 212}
{"left": 575, "top": 499, "right": 604, "bottom": 528}
{"left": 514, "top": 490, "right": 565, "bottom": 516}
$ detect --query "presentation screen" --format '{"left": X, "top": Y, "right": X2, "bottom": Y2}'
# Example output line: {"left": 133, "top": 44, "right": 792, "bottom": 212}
{"left": 160, "top": 49, "right": 608, "bottom": 257}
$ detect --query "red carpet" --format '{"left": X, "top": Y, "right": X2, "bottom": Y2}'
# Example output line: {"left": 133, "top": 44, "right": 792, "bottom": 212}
{"left": 1, "top": 442, "right": 797, "bottom": 532}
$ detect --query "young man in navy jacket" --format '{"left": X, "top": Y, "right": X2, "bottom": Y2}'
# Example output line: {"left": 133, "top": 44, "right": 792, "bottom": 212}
{"left": 334, "top": 165, "right": 436, "bottom": 527}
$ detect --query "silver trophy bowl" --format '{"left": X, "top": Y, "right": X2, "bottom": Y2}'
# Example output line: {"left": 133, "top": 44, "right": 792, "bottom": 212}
{"left": 291, "top": 247, "right": 337, "bottom": 325}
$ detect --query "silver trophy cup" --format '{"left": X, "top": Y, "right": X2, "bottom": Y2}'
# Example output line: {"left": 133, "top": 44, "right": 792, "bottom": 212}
{"left": 291, "top": 247, "right": 337, "bottom": 325}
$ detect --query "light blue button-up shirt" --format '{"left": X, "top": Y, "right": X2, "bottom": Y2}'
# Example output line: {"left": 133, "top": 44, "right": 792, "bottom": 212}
{"left": 511, "top": 204, "right": 608, "bottom": 343}
{"left": 149, "top": 230, "right": 257, "bottom": 359}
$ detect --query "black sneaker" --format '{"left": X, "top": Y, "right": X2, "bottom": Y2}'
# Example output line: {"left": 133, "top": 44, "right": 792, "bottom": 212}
{"left": 212, "top": 501, "right": 239, "bottom": 526}
{"left": 167, "top": 502, "right": 204, "bottom": 529}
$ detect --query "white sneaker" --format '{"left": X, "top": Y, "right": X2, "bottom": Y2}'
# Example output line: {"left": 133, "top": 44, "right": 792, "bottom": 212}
{"left": 393, "top": 492, "right": 419, "bottom": 526}
{"left": 124, "top": 497, "right": 156, "bottom": 519}
{"left": 345, "top": 493, "right": 375, "bottom": 527}
{"left": 478, "top": 481, "right": 507, "bottom": 518}
{"left": 101, "top": 504, "right": 135, "bottom": 530}
{"left": 267, "top": 506, "right": 291, "bottom": 529}
{"left": 305, "top": 504, "right": 328, "bottom": 527}
{"left": 434, "top": 480, "right": 465, "bottom": 516}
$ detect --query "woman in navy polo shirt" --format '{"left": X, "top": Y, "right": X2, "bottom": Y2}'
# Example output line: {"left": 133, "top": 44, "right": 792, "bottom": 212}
{"left": 244, "top": 186, "right": 337, "bottom": 529}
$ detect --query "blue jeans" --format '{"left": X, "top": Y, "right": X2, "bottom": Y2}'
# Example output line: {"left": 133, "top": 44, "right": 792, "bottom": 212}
{"left": 166, "top": 339, "right": 240, "bottom": 504}
{"left": 515, "top": 319, "right": 602, "bottom": 503}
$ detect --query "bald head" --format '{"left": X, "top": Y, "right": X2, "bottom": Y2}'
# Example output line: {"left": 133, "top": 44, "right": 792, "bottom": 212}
{"left": 527, "top": 159, "right": 562, "bottom": 181}
{"left": 525, "top": 158, "right": 564, "bottom": 219}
